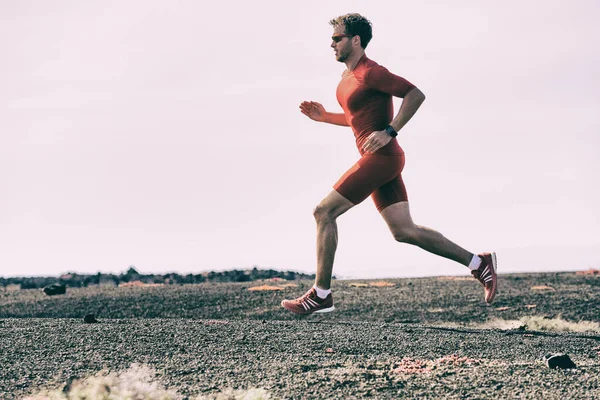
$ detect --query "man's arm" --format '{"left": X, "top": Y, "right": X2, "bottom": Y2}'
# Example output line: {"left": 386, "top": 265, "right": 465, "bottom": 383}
{"left": 361, "top": 87, "right": 426, "bottom": 154}
{"left": 323, "top": 112, "right": 350, "bottom": 127}
{"left": 300, "top": 101, "right": 349, "bottom": 127}
{"left": 389, "top": 87, "right": 426, "bottom": 133}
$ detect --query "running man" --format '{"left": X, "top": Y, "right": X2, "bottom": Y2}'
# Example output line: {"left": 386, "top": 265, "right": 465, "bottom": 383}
{"left": 281, "top": 13, "right": 497, "bottom": 315}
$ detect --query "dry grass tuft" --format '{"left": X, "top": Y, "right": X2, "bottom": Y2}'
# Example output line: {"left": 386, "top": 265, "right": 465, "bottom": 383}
{"left": 464, "top": 319, "right": 526, "bottom": 331}
{"left": 531, "top": 285, "right": 555, "bottom": 291}
{"left": 427, "top": 308, "right": 444, "bottom": 313}
{"left": 520, "top": 316, "right": 600, "bottom": 333}
{"left": 437, "top": 276, "right": 474, "bottom": 281}
{"left": 450, "top": 316, "right": 600, "bottom": 333}
{"left": 369, "top": 281, "right": 396, "bottom": 287}
{"left": 119, "top": 281, "right": 165, "bottom": 288}
{"left": 23, "top": 364, "right": 271, "bottom": 400}
{"left": 3, "top": 284, "right": 21, "bottom": 292}
{"left": 247, "top": 285, "right": 284, "bottom": 291}
{"left": 24, "top": 363, "right": 178, "bottom": 400}
{"left": 349, "top": 283, "right": 369, "bottom": 288}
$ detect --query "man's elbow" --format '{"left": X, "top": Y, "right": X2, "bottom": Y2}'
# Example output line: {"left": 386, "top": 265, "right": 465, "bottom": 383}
{"left": 412, "top": 87, "right": 426, "bottom": 103}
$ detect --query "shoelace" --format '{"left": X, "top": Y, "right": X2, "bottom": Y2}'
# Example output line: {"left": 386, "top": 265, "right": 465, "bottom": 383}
{"left": 299, "top": 289, "right": 315, "bottom": 301}
{"left": 298, "top": 290, "right": 320, "bottom": 308}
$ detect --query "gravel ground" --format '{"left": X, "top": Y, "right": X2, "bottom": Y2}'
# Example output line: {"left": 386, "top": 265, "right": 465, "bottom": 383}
{"left": 2, "top": 273, "right": 599, "bottom": 323}
{"left": 1, "top": 272, "right": 599, "bottom": 399}
{"left": 1, "top": 319, "right": 599, "bottom": 399}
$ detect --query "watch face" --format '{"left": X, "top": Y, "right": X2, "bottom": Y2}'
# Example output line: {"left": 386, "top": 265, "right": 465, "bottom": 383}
{"left": 385, "top": 126, "right": 397, "bottom": 137}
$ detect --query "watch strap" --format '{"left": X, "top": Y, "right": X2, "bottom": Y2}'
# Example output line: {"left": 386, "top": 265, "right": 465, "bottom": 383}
{"left": 384, "top": 125, "right": 398, "bottom": 138}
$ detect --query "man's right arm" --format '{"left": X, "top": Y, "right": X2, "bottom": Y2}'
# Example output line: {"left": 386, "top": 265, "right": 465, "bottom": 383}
{"left": 323, "top": 112, "right": 349, "bottom": 127}
{"left": 300, "top": 101, "right": 349, "bottom": 127}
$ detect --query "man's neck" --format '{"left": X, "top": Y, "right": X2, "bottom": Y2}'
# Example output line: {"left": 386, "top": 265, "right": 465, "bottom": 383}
{"left": 345, "top": 49, "right": 365, "bottom": 71}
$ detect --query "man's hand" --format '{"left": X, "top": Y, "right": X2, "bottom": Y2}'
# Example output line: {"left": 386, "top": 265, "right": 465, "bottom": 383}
{"left": 300, "top": 101, "right": 327, "bottom": 122}
{"left": 362, "top": 130, "right": 393, "bottom": 153}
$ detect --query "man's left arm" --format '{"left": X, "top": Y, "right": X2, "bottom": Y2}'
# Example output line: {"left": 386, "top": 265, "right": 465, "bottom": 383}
{"left": 362, "top": 88, "right": 425, "bottom": 153}
{"left": 388, "top": 87, "right": 426, "bottom": 133}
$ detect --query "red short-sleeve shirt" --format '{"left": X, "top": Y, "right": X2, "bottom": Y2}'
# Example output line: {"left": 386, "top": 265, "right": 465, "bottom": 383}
{"left": 336, "top": 55, "right": 415, "bottom": 155}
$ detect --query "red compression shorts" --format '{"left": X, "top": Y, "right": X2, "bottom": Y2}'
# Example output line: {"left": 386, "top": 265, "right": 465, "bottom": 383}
{"left": 333, "top": 151, "right": 407, "bottom": 212}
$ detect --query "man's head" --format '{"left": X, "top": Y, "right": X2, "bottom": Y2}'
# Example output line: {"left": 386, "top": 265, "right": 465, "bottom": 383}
{"left": 329, "top": 13, "right": 373, "bottom": 62}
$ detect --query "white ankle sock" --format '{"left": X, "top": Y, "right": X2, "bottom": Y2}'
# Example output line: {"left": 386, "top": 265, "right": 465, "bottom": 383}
{"left": 468, "top": 254, "right": 482, "bottom": 270}
{"left": 313, "top": 285, "right": 331, "bottom": 299}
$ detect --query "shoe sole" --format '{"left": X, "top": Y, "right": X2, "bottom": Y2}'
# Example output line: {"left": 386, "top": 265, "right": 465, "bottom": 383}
{"left": 314, "top": 306, "right": 335, "bottom": 313}
{"left": 488, "top": 252, "right": 498, "bottom": 303}
{"left": 281, "top": 302, "right": 335, "bottom": 315}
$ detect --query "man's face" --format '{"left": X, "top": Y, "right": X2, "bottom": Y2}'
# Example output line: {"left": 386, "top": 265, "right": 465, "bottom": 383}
{"left": 331, "top": 25, "right": 354, "bottom": 63}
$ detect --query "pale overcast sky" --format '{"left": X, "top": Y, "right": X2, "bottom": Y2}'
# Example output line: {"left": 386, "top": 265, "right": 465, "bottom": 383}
{"left": 1, "top": 1, "right": 599, "bottom": 278}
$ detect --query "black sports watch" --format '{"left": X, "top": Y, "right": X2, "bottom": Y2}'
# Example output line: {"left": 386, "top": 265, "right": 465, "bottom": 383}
{"left": 384, "top": 125, "right": 398, "bottom": 138}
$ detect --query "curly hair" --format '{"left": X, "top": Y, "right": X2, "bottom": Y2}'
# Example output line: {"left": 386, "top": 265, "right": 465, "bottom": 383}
{"left": 329, "top": 13, "right": 373, "bottom": 49}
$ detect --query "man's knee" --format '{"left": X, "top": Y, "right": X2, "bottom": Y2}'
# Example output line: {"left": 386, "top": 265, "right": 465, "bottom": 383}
{"left": 393, "top": 226, "right": 418, "bottom": 244}
{"left": 313, "top": 204, "right": 336, "bottom": 224}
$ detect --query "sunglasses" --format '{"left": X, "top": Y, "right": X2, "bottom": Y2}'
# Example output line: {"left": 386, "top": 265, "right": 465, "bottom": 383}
{"left": 331, "top": 34, "right": 354, "bottom": 43}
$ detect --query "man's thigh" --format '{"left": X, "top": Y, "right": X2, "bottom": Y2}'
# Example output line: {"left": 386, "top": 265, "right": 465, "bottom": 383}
{"left": 371, "top": 175, "right": 408, "bottom": 213}
{"left": 334, "top": 154, "right": 403, "bottom": 207}
{"left": 379, "top": 201, "right": 415, "bottom": 234}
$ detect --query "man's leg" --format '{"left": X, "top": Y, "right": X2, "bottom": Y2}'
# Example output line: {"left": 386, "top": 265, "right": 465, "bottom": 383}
{"left": 380, "top": 201, "right": 472, "bottom": 265}
{"left": 313, "top": 190, "right": 355, "bottom": 289}
{"left": 380, "top": 201, "right": 498, "bottom": 303}
{"left": 281, "top": 190, "right": 354, "bottom": 315}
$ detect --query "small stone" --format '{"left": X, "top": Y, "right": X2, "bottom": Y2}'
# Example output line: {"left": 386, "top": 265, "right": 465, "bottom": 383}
{"left": 83, "top": 314, "right": 99, "bottom": 323}
{"left": 543, "top": 353, "right": 577, "bottom": 369}
{"left": 43, "top": 283, "right": 66, "bottom": 296}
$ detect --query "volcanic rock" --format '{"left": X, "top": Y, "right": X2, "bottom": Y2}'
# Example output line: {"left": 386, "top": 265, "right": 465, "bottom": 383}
{"left": 43, "top": 284, "right": 66, "bottom": 296}
{"left": 83, "top": 314, "right": 99, "bottom": 323}
{"left": 543, "top": 353, "right": 577, "bottom": 369}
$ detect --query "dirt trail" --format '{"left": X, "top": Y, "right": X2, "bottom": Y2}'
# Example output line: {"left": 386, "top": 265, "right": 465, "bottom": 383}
{"left": 1, "top": 272, "right": 599, "bottom": 398}
{"left": 1, "top": 319, "right": 599, "bottom": 399}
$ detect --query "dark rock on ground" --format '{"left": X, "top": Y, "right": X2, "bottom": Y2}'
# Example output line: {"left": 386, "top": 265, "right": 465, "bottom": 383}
{"left": 42, "top": 284, "right": 66, "bottom": 296}
{"left": 83, "top": 314, "right": 98, "bottom": 323}
{"left": 544, "top": 353, "right": 577, "bottom": 369}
